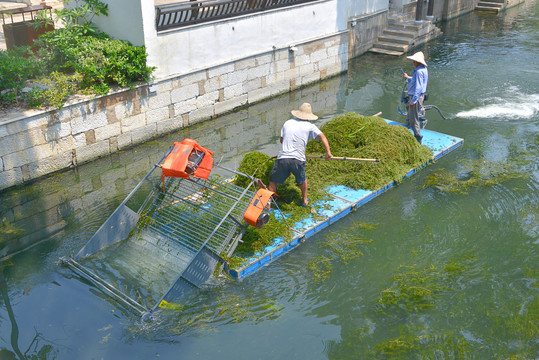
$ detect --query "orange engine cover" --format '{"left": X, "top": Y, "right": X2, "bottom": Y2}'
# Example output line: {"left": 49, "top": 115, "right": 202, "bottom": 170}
{"left": 244, "top": 189, "right": 275, "bottom": 228}
{"left": 161, "top": 139, "right": 214, "bottom": 181}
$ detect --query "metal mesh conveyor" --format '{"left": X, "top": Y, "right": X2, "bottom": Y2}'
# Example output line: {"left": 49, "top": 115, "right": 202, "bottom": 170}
{"left": 61, "top": 142, "right": 260, "bottom": 318}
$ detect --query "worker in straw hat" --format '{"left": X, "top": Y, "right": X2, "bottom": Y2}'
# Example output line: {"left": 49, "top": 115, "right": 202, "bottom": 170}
{"left": 403, "top": 51, "right": 429, "bottom": 144}
{"left": 268, "top": 103, "right": 333, "bottom": 208}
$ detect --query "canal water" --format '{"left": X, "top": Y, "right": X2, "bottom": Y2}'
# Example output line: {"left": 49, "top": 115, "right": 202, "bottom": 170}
{"left": 1, "top": 2, "right": 537, "bottom": 359}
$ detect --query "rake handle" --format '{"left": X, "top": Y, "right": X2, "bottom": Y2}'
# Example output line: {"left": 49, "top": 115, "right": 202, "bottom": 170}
{"left": 307, "top": 155, "right": 380, "bottom": 163}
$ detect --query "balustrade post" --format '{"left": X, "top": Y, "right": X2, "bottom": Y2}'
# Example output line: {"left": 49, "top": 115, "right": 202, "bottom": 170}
{"left": 415, "top": 0, "right": 424, "bottom": 21}
{"left": 427, "top": 0, "right": 434, "bottom": 16}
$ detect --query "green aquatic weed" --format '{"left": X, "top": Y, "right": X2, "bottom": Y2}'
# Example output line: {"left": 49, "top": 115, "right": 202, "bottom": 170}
{"left": 376, "top": 264, "right": 447, "bottom": 313}
{"left": 424, "top": 158, "right": 527, "bottom": 194}
{"left": 0, "top": 218, "right": 24, "bottom": 243}
{"left": 170, "top": 293, "right": 283, "bottom": 334}
{"left": 233, "top": 151, "right": 273, "bottom": 189}
{"left": 307, "top": 113, "right": 432, "bottom": 190}
{"left": 376, "top": 251, "right": 479, "bottom": 315}
{"left": 483, "top": 296, "right": 539, "bottom": 353}
{"left": 307, "top": 256, "right": 333, "bottom": 282}
{"left": 369, "top": 332, "right": 473, "bottom": 359}
{"left": 444, "top": 250, "right": 478, "bottom": 276}
{"left": 307, "top": 224, "right": 377, "bottom": 282}
{"left": 322, "top": 233, "right": 366, "bottom": 265}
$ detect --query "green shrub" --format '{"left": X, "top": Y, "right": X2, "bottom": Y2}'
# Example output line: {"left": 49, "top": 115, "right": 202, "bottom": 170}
{"left": 2, "top": 0, "right": 154, "bottom": 107}
{"left": 65, "top": 36, "right": 154, "bottom": 94}
{"left": 0, "top": 47, "right": 39, "bottom": 100}
{"left": 35, "top": 29, "right": 154, "bottom": 96}
{"left": 55, "top": 0, "right": 108, "bottom": 34}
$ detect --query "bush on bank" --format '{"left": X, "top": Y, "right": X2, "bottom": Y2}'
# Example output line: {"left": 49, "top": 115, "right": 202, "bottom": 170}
{"left": 0, "top": 0, "right": 155, "bottom": 109}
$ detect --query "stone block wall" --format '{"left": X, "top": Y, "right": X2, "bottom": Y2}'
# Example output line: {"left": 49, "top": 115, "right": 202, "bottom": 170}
{"left": 0, "top": 32, "right": 348, "bottom": 191}
{"left": 443, "top": 0, "right": 480, "bottom": 20}
{"left": 349, "top": 10, "right": 388, "bottom": 59}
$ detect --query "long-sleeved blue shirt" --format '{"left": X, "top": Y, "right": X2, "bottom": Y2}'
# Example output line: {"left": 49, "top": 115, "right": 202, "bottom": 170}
{"left": 407, "top": 65, "right": 428, "bottom": 104}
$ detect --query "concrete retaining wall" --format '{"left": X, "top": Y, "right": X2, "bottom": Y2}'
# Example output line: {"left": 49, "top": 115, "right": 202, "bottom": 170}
{"left": 0, "top": 32, "right": 348, "bottom": 191}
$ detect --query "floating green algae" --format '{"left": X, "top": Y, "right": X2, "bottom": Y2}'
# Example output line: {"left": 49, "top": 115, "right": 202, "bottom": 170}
{"left": 328, "top": 250, "right": 537, "bottom": 360}
{"left": 306, "top": 113, "right": 432, "bottom": 190}
{"left": 0, "top": 217, "right": 24, "bottom": 243}
{"left": 376, "top": 264, "right": 449, "bottom": 313}
{"left": 307, "top": 222, "right": 377, "bottom": 282}
{"left": 423, "top": 158, "right": 528, "bottom": 194}
{"left": 369, "top": 331, "right": 474, "bottom": 359}
{"left": 330, "top": 323, "right": 475, "bottom": 359}
{"left": 307, "top": 255, "right": 333, "bottom": 282}
{"left": 376, "top": 251, "right": 478, "bottom": 314}
{"left": 168, "top": 293, "right": 283, "bottom": 335}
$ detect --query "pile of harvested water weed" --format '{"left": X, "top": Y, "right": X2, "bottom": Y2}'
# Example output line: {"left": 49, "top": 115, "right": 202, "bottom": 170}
{"left": 230, "top": 113, "right": 433, "bottom": 263}
{"left": 306, "top": 113, "right": 432, "bottom": 190}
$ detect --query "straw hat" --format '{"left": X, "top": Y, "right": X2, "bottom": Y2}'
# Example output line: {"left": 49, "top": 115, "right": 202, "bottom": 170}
{"left": 407, "top": 51, "right": 428, "bottom": 67}
{"left": 291, "top": 103, "right": 318, "bottom": 121}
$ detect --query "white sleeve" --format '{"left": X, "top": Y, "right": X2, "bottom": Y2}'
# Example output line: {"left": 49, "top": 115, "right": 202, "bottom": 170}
{"left": 310, "top": 124, "right": 322, "bottom": 140}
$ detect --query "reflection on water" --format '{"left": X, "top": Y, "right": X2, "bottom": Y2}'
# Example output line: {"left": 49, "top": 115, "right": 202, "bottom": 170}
{"left": 1, "top": 1, "right": 538, "bottom": 359}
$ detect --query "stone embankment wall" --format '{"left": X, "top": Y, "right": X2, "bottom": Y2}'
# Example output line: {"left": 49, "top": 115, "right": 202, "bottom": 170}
{"left": 0, "top": 33, "right": 347, "bottom": 191}
{"left": 348, "top": 10, "right": 388, "bottom": 58}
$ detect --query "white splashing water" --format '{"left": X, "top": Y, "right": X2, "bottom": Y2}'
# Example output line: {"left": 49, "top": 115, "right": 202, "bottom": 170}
{"left": 456, "top": 87, "right": 539, "bottom": 120}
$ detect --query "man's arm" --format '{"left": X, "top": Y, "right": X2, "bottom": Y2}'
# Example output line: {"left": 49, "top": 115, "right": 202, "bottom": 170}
{"left": 317, "top": 133, "right": 333, "bottom": 160}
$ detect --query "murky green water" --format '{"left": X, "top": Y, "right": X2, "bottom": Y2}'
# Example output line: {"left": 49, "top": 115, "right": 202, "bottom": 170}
{"left": 1, "top": 2, "right": 538, "bottom": 359}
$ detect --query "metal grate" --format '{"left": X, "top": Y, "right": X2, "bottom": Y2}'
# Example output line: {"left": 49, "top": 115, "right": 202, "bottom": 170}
{"left": 150, "top": 176, "right": 254, "bottom": 308}
{"left": 147, "top": 177, "right": 252, "bottom": 258}
{"left": 61, "top": 145, "right": 260, "bottom": 317}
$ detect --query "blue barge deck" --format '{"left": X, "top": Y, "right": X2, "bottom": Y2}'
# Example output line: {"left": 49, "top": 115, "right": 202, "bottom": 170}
{"left": 229, "top": 121, "right": 464, "bottom": 279}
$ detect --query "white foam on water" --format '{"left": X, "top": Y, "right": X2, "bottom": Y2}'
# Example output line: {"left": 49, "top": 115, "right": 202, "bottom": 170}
{"left": 456, "top": 87, "right": 539, "bottom": 120}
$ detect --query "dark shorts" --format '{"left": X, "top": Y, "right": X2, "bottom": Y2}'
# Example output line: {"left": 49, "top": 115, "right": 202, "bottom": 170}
{"left": 269, "top": 158, "right": 306, "bottom": 185}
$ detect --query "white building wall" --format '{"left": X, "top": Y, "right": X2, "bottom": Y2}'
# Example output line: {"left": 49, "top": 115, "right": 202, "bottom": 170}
{"left": 94, "top": 0, "right": 389, "bottom": 79}
{"left": 92, "top": 0, "right": 145, "bottom": 46}
{"left": 348, "top": 0, "right": 388, "bottom": 17}
{"left": 142, "top": 0, "right": 343, "bottom": 79}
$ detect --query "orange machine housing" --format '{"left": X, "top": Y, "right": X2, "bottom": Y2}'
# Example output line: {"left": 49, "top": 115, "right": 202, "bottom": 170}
{"left": 244, "top": 189, "right": 275, "bottom": 228}
{"left": 160, "top": 139, "right": 214, "bottom": 182}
